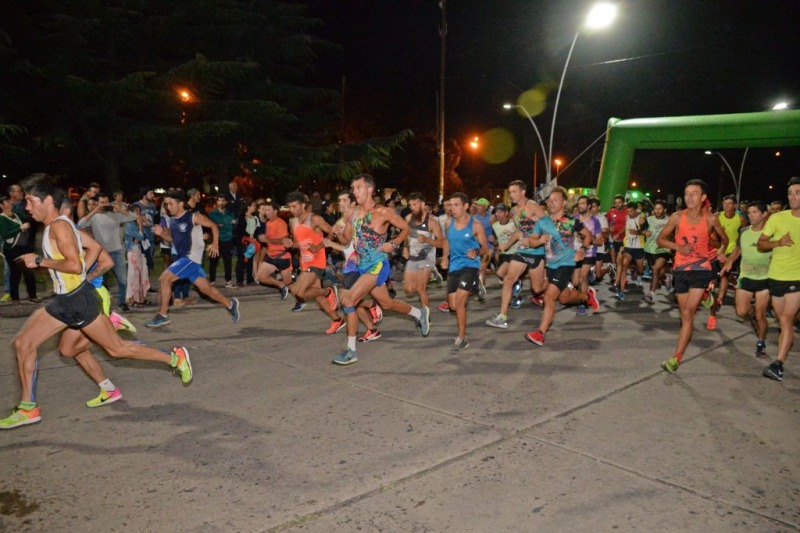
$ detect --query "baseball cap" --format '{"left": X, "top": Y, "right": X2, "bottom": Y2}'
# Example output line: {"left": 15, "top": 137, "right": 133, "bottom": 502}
{"left": 494, "top": 203, "right": 509, "bottom": 211}
{"left": 476, "top": 198, "right": 490, "bottom": 206}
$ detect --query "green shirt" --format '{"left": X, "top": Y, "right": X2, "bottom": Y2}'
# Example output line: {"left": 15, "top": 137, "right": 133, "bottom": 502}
{"left": 209, "top": 209, "right": 235, "bottom": 242}
{"left": 761, "top": 210, "right": 800, "bottom": 281}
{"left": 738, "top": 227, "right": 771, "bottom": 281}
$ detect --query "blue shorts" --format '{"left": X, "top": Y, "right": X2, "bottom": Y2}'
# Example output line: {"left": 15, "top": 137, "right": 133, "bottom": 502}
{"left": 358, "top": 258, "right": 391, "bottom": 287}
{"left": 168, "top": 257, "right": 207, "bottom": 283}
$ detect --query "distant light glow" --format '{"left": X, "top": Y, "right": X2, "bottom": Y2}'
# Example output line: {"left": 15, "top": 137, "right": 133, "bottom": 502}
{"left": 772, "top": 102, "right": 789, "bottom": 110}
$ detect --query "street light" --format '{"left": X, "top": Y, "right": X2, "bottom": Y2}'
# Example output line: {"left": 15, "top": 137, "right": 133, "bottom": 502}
{"left": 704, "top": 150, "right": 746, "bottom": 203}
{"left": 554, "top": 158, "right": 563, "bottom": 177}
{"left": 547, "top": 2, "right": 617, "bottom": 186}
{"left": 773, "top": 102, "right": 789, "bottom": 110}
{"left": 502, "top": 103, "right": 548, "bottom": 187}
{"left": 469, "top": 136, "right": 479, "bottom": 150}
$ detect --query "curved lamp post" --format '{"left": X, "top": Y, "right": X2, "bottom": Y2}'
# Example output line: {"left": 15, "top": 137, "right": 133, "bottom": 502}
{"left": 503, "top": 103, "right": 548, "bottom": 185}
{"left": 547, "top": 2, "right": 617, "bottom": 185}
{"left": 705, "top": 150, "right": 747, "bottom": 203}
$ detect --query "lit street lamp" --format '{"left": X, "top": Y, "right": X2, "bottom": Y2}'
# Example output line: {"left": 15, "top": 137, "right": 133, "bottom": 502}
{"left": 554, "top": 158, "right": 563, "bottom": 177}
{"left": 547, "top": 2, "right": 617, "bottom": 186}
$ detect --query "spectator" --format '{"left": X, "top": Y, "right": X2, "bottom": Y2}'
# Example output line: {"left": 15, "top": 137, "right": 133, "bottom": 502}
{"left": 131, "top": 187, "right": 158, "bottom": 271}
{"left": 234, "top": 199, "right": 259, "bottom": 286}
{"left": 78, "top": 192, "right": 136, "bottom": 311}
{"left": 77, "top": 182, "right": 101, "bottom": 219}
{"left": 208, "top": 195, "right": 236, "bottom": 288}
{"left": 2, "top": 183, "right": 33, "bottom": 302}
{"left": 123, "top": 204, "right": 151, "bottom": 306}
{"left": 0, "top": 194, "right": 39, "bottom": 304}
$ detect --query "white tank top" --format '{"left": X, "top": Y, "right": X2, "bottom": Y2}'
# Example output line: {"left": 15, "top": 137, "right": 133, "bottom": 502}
{"left": 42, "top": 215, "right": 86, "bottom": 294}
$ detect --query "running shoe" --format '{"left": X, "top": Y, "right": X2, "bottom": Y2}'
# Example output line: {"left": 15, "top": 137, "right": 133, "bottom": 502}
{"left": 586, "top": 287, "right": 600, "bottom": 312}
{"left": 118, "top": 303, "right": 131, "bottom": 312}
{"left": 661, "top": 356, "right": 680, "bottom": 373}
{"left": 587, "top": 269, "right": 597, "bottom": 285}
{"left": 485, "top": 314, "right": 508, "bottom": 329}
{"left": 225, "top": 281, "right": 236, "bottom": 289}
{"left": 358, "top": 329, "right": 382, "bottom": 342}
{"left": 279, "top": 285, "right": 290, "bottom": 301}
{"left": 762, "top": 360, "right": 783, "bottom": 381}
{"left": 525, "top": 330, "right": 545, "bottom": 346}
{"left": 642, "top": 291, "right": 654, "bottom": 305}
{"left": 664, "top": 273, "right": 673, "bottom": 291}
{"left": 291, "top": 301, "right": 306, "bottom": 312}
{"left": 576, "top": 304, "right": 588, "bottom": 316}
{"left": 614, "top": 291, "right": 625, "bottom": 301}
{"left": 325, "top": 318, "right": 346, "bottom": 334}
{"left": 172, "top": 346, "right": 193, "bottom": 384}
{"left": 172, "top": 298, "right": 186, "bottom": 308}
{"left": 755, "top": 341, "right": 767, "bottom": 358}
{"left": 369, "top": 303, "right": 383, "bottom": 325}
{"left": 701, "top": 283, "right": 715, "bottom": 308}
{"left": 326, "top": 286, "right": 339, "bottom": 312}
{"left": 86, "top": 388, "right": 122, "bottom": 408}
{"left": 0, "top": 406, "right": 41, "bottom": 429}
{"left": 229, "top": 297, "right": 241, "bottom": 323}
{"left": 510, "top": 297, "right": 522, "bottom": 309}
{"left": 332, "top": 348, "right": 358, "bottom": 366}
{"left": 109, "top": 312, "right": 137, "bottom": 333}
{"left": 0, "top": 294, "right": 11, "bottom": 303}
{"left": 512, "top": 279, "right": 523, "bottom": 298}
{"left": 431, "top": 268, "right": 444, "bottom": 286}
{"left": 437, "top": 302, "right": 450, "bottom": 313}
{"left": 417, "top": 306, "right": 431, "bottom": 337}
{"left": 706, "top": 315, "right": 717, "bottom": 330}
{"left": 144, "top": 313, "right": 171, "bottom": 328}
{"left": 531, "top": 296, "right": 544, "bottom": 307}
{"left": 451, "top": 338, "right": 470, "bottom": 352}
{"left": 477, "top": 279, "right": 487, "bottom": 300}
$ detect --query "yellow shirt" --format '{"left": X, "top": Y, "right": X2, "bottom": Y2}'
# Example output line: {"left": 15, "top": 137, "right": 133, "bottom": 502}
{"left": 718, "top": 212, "right": 743, "bottom": 255}
{"left": 761, "top": 210, "right": 800, "bottom": 281}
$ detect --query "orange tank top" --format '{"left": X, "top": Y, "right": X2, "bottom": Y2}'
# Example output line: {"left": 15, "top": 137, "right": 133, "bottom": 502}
{"left": 293, "top": 214, "right": 326, "bottom": 269}
{"left": 673, "top": 210, "right": 713, "bottom": 271}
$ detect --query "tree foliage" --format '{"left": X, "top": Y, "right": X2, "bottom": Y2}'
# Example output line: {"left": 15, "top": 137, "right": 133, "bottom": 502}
{"left": 0, "top": 1, "right": 410, "bottom": 196}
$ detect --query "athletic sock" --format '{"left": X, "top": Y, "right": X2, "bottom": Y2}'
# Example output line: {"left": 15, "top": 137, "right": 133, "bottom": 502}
{"left": 408, "top": 307, "right": 422, "bottom": 320}
{"left": 347, "top": 336, "right": 357, "bottom": 351}
{"left": 500, "top": 313, "right": 507, "bottom": 321}
{"left": 674, "top": 352, "right": 683, "bottom": 363}
{"left": 19, "top": 401, "right": 36, "bottom": 411}
{"left": 98, "top": 379, "right": 116, "bottom": 392}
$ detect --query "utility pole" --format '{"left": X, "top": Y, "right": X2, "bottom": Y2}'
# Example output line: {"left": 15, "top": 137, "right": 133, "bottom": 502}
{"left": 437, "top": 0, "right": 447, "bottom": 202}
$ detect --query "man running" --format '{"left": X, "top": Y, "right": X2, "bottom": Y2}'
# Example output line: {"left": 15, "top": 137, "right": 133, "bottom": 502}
{"left": 572, "top": 195, "right": 602, "bottom": 315}
{"left": 757, "top": 177, "right": 800, "bottom": 381}
{"left": 254, "top": 201, "right": 293, "bottom": 300}
{"left": 472, "top": 198, "right": 494, "bottom": 301}
{"left": 1, "top": 175, "right": 191, "bottom": 430}
{"left": 657, "top": 179, "right": 728, "bottom": 373}
{"left": 146, "top": 188, "right": 240, "bottom": 328}
{"left": 720, "top": 201, "right": 771, "bottom": 357}
{"left": 642, "top": 199, "right": 672, "bottom": 304}
{"left": 403, "top": 192, "right": 443, "bottom": 310}
{"left": 332, "top": 174, "right": 430, "bottom": 365}
{"left": 486, "top": 180, "right": 547, "bottom": 329}
{"left": 525, "top": 187, "right": 600, "bottom": 347}
{"left": 441, "top": 192, "right": 488, "bottom": 351}
{"left": 716, "top": 194, "right": 747, "bottom": 309}
{"left": 284, "top": 191, "right": 343, "bottom": 333}
{"left": 613, "top": 202, "right": 647, "bottom": 300}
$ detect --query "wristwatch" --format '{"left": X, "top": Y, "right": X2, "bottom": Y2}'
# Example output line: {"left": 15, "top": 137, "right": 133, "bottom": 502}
{"left": 34, "top": 255, "right": 43, "bottom": 266}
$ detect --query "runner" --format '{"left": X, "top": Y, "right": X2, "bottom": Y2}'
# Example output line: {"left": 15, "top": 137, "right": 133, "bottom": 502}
{"left": 525, "top": 187, "right": 600, "bottom": 347}
{"left": 657, "top": 179, "right": 728, "bottom": 373}
{"left": 332, "top": 174, "right": 430, "bottom": 365}
{"left": 642, "top": 199, "right": 672, "bottom": 304}
{"left": 489, "top": 203, "right": 520, "bottom": 308}
{"left": 719, "top": 201, "right": 771, "bottom": 357}
{"left": 283, "top": 191, "right": 344, "bottom": 334}
{"left": 485, "top": 180, "right": 547, "bottom": 329}
{"left": 757, "top": 177, "right": 800, "bottom": 381}
{"left": 254, "top": 201, "right": 293, "bottom": 300}
{"left": 572, "top": 195, "right": 603, "bottom": 316}
{"left": 403, "top": 192, "right": 443, "bottom": 309}
{"left": 589, "top": 197, "right": 611, "bottom": 284}
{"left": 441, "top": 192, "right": 489, "bottom": 350}
{"left": 613, "top": 202, "right": 647, "bottom": 300}
{"left": 716, "top": 194, "right": 747, "bottom": 309}
{"left": 472, "top": 198, "right": 494, "bottom": 301}
{"left": 1, "top": 175, "right": 191, "bottom": 430}
{"left": 145, "top": 188, "right": 240, "bottom": 328}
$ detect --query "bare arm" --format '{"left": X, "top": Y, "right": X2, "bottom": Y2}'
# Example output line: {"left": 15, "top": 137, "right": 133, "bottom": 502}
{"left": 194, "top": 212, "right": 220, "bottom": 257}
{"left": 80, "top": 230, "right": 114, "bottom": 282}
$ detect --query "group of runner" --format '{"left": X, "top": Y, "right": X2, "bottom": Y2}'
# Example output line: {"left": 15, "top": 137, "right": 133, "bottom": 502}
{"left": 2, "top": 172, "right": 798, "bottom": 430}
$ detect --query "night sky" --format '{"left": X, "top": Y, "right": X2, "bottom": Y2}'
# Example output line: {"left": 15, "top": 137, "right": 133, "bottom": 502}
{"left": 303, "top": 0, "right": 800, "bottom": 203}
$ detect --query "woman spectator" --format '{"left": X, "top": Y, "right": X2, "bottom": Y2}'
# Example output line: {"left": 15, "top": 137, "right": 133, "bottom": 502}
{"left": 124, "top": 204, "right": 151, "bottom": 306}
{"left": 235, "top": 198, "right": 259, "bottom": 286}
{"left": 0, "top": 195, "right": 39, "bottom": 304}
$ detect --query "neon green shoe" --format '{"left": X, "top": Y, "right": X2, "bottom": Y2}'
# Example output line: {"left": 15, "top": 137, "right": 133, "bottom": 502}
{"left": 661, "top": 356, "right": 680, "bottom": 373}
{"left": 0, "top": 294, "right": 11, "bottom": 303}
{"left": 0, "top": 406, "right": 41, "bottom": 429}
{"left": 172, "top": 347, "right": 193, "bottom": 384}
{"left": 86, "top": 388, "right": 123, "bottom": 408}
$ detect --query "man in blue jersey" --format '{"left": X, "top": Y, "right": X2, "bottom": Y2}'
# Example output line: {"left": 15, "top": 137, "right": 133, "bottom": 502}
{"left": 441, "top": 192, "right": 489, "bottom": 351}
{"left": 146, "top": 188, "right": 240, "bottom": 328}
{"left": 525, "top": 187, "right": 600, "bottom": 347}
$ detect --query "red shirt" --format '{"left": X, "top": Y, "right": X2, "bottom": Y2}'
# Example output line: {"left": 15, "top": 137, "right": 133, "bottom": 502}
{"left": 606, "top": 207, "right": 627, "bottom": 242}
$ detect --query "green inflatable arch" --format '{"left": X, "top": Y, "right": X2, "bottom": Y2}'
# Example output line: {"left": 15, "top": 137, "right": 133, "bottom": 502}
{"left": 595, "top": 109, "right": 800, "bottom": 208}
